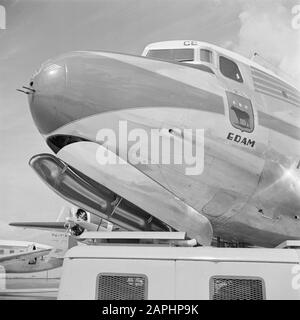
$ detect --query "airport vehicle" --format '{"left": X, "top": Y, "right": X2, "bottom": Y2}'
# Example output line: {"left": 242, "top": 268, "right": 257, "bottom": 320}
{"left": 57, "top": 232, "right": 300, "bottom": 300}
{"left": 20, "top": 40, "right": 300, "bottom": 248}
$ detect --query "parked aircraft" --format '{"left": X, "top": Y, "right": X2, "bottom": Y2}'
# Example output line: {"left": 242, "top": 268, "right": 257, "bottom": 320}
{"left": 0, "top": 238, "right": 63, "bottom": 273}
{"left": 2, "top": 206, "right": 102, "bottom": 273}
{"left": 19, "top": 40, "right": 300, "bottom": 247}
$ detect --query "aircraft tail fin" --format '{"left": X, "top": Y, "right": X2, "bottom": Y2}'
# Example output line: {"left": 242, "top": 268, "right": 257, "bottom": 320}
{"left": 48, "top": 234, "right": 77, "bottom": 259}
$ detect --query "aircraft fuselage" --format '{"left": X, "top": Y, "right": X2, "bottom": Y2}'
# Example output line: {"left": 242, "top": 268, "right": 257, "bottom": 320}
{"left": 26, "top": 41, "right": 300, "bottom": 247}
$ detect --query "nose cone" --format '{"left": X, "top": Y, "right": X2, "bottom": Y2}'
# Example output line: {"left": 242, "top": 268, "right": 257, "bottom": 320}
{"left": 29, "top": 60, "right": 67, "bottom": 134}
{"left": 29, "top": 51, "right": 223, "bottom": 136}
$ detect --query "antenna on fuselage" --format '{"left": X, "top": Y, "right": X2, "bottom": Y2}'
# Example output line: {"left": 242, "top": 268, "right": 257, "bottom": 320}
{"left": 251, "top": 52, "right": 296, "bottom": 85}
{"left": 251, "top": 52, "right": 259, "bottom": 60}
{"left": 16, "top": 86, "right": 35, "bottom": 95}
{"left": 16, "top": 89, "right": 29, "bottom": 95}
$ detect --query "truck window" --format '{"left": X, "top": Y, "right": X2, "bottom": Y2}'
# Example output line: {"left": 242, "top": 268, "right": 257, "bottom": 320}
{"left": 210, "top": 276, "right": 265, "bottom": 300}
{"left": 219, "top": 56, "right": 243, "bottom": 83}
{"left": 200, "top": 49, "right": 212, "bottom": 63}
{"left": 96, "top": 273, "right": 148, "bottom": 300}
{"left": 146, "top": 48, "right": 194, "bottom": 62}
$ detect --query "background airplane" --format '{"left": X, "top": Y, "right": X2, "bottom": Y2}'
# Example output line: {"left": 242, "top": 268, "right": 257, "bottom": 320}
{"left": 0, "top": 206, "right": 99, "bottom": 274}
{"left": 0, "top": 238, "right": 65, "bottom": 274}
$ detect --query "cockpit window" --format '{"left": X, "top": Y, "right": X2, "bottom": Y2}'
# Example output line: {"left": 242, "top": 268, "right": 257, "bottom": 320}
{"left": 200, "top": 49, "right": 212, "bottom": 63}
{"left": 219, "top": 56, "right": 243, "bottom": 83}
{"left": 146, "top": 48, "right": 194, "bottom": 62}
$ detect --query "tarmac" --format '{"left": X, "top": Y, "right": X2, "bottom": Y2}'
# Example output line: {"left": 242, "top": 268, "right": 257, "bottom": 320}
{"left": 0, "top": 278, "right": 59, "bottom": 300}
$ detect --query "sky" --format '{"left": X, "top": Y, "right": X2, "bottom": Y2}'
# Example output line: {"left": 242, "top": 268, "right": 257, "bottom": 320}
{"left": 0, "top": 0, "right": 299, "bottom": 240}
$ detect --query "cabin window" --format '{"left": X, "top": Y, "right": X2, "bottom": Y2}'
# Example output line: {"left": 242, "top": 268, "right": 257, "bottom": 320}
{"left": 200, "top": 49, "right": 212, "bottom": 63}
{"left": 220, "top": 56, "right": 243, "bottom": 83}
{"left": 0, "top": 250, "right": 4, "bottom": 254}
{"left": 210, "top": 276, "right": 265, "bottom": 300}
{"left": 146, "top": 48, "right": 194, "bottom": 62}
{"left": 96, "top": 273, "right": 148, "bottom": 300}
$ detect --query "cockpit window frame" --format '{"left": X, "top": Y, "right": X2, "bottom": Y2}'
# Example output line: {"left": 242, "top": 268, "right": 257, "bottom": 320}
{"left": 146, "top": 48, "right": 195, "bottom": 63}
{"left": 145, "top": 47, "right": 216, "bottom": 75}
{"left": 200, "top": 48, "right": 213, "bottom": 64}
{"left": 219, "top": 55, "right": 244, "bottom": 83}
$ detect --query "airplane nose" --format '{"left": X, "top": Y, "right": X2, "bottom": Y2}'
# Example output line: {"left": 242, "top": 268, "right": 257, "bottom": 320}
{"left": 29, "top": 59, "right": 67, "bottom": 134}
{"left": 28, "top": 51, "right": 223, "bottom": 136}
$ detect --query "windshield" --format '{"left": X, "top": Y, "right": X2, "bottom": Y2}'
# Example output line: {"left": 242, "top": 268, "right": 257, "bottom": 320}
{"left": 146, "top": 48, "right": 194, "bottom": 62}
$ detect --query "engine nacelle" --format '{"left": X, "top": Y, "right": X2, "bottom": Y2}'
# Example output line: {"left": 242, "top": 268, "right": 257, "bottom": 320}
{"left": 30, "top": 154, "right": 171, "bottom": 236}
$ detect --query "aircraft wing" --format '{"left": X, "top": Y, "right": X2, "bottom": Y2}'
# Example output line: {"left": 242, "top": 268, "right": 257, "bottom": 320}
{"left": 0, "top": 249, "right": 52, "bottom": 263}
{"left": 10, "top": 220, "right": 106, "bottom": 233}
{"left": 9, "top": 222, "right": 66, "bottom": 233}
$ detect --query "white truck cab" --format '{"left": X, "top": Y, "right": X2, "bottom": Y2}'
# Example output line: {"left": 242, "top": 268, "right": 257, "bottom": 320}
{"left": 58, "top": 232, "right": 300, "bottom": 300}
